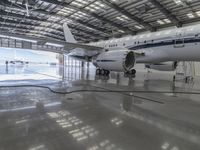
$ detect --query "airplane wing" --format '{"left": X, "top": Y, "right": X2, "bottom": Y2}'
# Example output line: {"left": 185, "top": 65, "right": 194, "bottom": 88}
{"left": 62, "top": 42, "right": 103, "bottom": 52}
{"left": 134, "top": 51, "right": 145, "bottom": 57}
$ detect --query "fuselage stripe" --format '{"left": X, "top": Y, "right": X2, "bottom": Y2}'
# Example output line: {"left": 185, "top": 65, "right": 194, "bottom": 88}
{"left": 126, "top": 37, "right": 200, "bottom": 50}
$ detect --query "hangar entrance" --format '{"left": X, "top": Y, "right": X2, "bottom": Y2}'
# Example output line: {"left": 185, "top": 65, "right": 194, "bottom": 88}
{"left": 0, "top": 48, "right": 61, "bottom": 84}
{"left": 0, "top": 48, "right": 88, "bottom": 85}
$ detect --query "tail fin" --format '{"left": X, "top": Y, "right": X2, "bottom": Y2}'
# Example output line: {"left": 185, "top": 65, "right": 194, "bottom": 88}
{"left": 63, "top": 23, "right": 77, "bottom": 43}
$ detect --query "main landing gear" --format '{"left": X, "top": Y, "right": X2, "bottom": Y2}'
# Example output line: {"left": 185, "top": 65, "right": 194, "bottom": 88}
{"left": 124, "top": 69, "right": 136, "bottom": 77}
{"left": 125, "top": 69, "right": 136, "bottom": 75}
{"left": 96, "top": 69, "right": 110, "bottom": 76}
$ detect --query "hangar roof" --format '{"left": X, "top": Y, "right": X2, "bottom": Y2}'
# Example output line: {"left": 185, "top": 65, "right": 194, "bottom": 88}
{"left": 1, "top": 0, "right": 200, "bottom": 43}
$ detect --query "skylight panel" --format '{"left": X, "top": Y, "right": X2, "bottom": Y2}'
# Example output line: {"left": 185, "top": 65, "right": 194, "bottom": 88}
{"left": 71, "top": 1, "right": 84, "bottom": 7}
{"left": 118, "top": 30, "right": 125, "bottom": 33}
{"left": 34, "top": 26, "right": 44, "bottom": 30}
{"left": 174, "top": 0, "right": 183, "bottom": 5}
{"left": 157, "top": 20, "right": 165, "bottom": 25}
{"left": 85, "top": 7, "right": 96, "bottom": 12}
{"left": 196, "top": 11, "right": 200, "bottom": 17}
{"left": 116, "top": 15, "right": 129, "bottom": 22}
{"left": 135, "top": 25, "right": 144, "bottom": 29}
{"left": 40, "top": 22, "right": 52, "bottom": 26}
{"left": 116, "top": 16, "right": 125, "bottom": 21}
{"left": 95, "top": 1, "right": 105, "bottom": 7}
{"left": 174, "top": 0, "right": 193, "bottom": 5}
{"left": 76, "top": 0, "right": 88, "bottom": 5}
{"left": 163, "top": 19, "right": 171, "bottom": 23}
{"left": 90, "top": 4, "right": 100, "bottom": 10}
{"left": 187, "top": 13, "right": 195, "bottom": 18}
{"left": 121, "top": 15, "right": 129, "bottom": 20}
{"left": 156, "top": 19, "right": 171, "bottom": 25}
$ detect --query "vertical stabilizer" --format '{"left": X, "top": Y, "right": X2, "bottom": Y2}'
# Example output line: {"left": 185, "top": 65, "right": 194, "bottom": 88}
{"left": 63, "top": 23, "right": 77, "bottom": 43}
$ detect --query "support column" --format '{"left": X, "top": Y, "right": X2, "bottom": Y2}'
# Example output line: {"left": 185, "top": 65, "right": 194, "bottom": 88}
{"left": 87, "top": 62, "right": 89, "bottom": 68}
{"left": 57, "top": 54, "right": 65, "bottom": 80}
{"left": 81, "top": 62, "right": 84, "bottom": 67}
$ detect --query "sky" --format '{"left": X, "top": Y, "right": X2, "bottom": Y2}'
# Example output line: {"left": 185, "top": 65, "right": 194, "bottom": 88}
{"left": 0, "top": 47, "right": 57, "bottom": 63}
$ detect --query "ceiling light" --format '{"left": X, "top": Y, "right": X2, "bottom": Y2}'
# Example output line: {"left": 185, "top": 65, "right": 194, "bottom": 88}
{"left": 174, "top": 0, "right": 183, "bottom": 5}
{"left": 121, "top": 15, "right": 129, "bottom": 20}
{"left": 95, "top": 2, "right": 105, "bottom": 7}
{"left": 187, "top": 13, "right": 195, "bottom": 18}
{"left": 118, "top": 30, "right": 125, "bottom": 33}
{"left": 163, "top": 19, "right": 171, "bottom": 23}
{"left": 76, "top": 0, "right": 88, "bottom": 4}
{"left": 71, "top": 1, "right": 84, "bottom": 7}
{"left": 157, "top": 20, "right": 165, "bottom": 25}
{"left": 196, "top": 11, "right": 200, "bottom": 17}
{"left": 135, "top": 25, "right": 144, "bottom": 29}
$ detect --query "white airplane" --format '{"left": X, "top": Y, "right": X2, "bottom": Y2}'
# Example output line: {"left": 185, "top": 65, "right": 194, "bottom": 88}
{"left": 63, "top": 23, "right": 200, "bottom": 76}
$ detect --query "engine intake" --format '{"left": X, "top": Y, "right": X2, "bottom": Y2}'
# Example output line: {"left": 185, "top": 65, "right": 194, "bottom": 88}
{"left": 124, "top": 51, "right": 135, "bottom": 71}
{"left": 93, "top": 50, "right": 135, "bottom": 72}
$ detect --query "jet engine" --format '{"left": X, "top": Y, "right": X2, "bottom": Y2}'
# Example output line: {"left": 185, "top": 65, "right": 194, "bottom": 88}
{"left": 93, "top": 50, "right": 135, "bottom": 72}
{"left": 145, "top": 61, "right": 178, "bottom": 71}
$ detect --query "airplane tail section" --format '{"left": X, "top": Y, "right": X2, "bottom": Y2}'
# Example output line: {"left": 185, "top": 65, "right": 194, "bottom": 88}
{"left": 63, "top": 23, "right": 77, "bottom": 43}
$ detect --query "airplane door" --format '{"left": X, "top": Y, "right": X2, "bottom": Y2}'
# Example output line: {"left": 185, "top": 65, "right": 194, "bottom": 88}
{"left": 174, "top": 31, "right": 185, "bottom": 48}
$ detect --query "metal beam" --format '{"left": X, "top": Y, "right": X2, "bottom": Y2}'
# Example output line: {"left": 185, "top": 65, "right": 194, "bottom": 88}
{"left": 0, "top": 25, "right": 65, "bottom": 40}
{"left": 101, "top": 0, "right": 156, "bottom": 31}
{"left": 149, "top": 0, "right": 182, "bottom": 27}
{"left": 0, "top": 12, "right": 102, "bottom": 40}
{"left": 0, "top": 21, "right": 94, "bottom": 42}
{"left": 40, "top": 0, "right": 135, "bottom": 34}
{"left": 0, "top": 0, "right": 111, "bottom": 35}
{"left": 0, "top": 9, "right": 103, "bottom": 41}
{"left": 0, "top": 28, "right": 64, "bottom": 41}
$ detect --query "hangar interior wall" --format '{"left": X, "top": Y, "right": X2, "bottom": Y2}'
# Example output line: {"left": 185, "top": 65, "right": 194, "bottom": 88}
{"left": 195, "top": 62, "right": 200, "bottom": 76}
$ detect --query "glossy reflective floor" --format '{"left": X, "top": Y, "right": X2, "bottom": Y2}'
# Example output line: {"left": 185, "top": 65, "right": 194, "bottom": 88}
{"left": 0, "top": 65, "right": 200, "bottom": 150}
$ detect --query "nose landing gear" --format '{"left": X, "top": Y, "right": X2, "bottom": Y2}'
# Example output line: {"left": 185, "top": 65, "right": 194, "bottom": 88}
{"left": 124, "top": 69, "right": 136, "bottom": 78}
{"left": 96, "top": 69, "right": 110, "bottom": 76}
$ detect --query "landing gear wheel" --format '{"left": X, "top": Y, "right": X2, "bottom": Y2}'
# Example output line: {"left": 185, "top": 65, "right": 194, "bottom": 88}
{"left": 106, "top": 70, "right": 110, "bottom": 76}
{"left": 173, "top": 75, "right": 176, "bottom": 82}
{"left": 131, "top": 69, "right": 136, "bottom": 75}
{"left": 96, "top": 69, "right": 101, "bottom": 75}
{"left": 125, "top": 71, "right": 130, "bottom": 74}
{"left": 101, "top": 69, "right": 106, "bottom": 75}
{"left": 96, "top": 69, "right": 110, "bottom": 76}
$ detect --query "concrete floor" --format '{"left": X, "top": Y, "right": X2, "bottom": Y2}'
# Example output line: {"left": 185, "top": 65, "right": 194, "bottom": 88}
{"left": 0, "top": 66, "right": 200, "bottom": 150}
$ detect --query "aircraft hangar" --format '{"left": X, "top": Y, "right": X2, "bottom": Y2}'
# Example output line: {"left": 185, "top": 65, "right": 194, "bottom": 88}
{"left": 1, "top": 0, "right": 200, "bottom": 150}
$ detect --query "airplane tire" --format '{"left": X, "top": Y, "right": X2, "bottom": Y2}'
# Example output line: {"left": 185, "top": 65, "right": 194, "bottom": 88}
{"left": 106, "top": 70, "right": 110, "bottom": 76}
{"left": 96, "top": 69, "right": 101, "bottom": 75}
{"left": 101, "top": 69, "right": 106, "bottom": 76}
{"left": 131, "top": 69, "right": 136, "bottom": 75}
{"left": 105, "top": 70, "right": 110, "bottom": 76}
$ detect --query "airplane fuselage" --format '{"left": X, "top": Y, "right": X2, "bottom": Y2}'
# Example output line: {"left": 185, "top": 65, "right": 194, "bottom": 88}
{"left": 90, "top": 24, "right": 200, "bottom": 63}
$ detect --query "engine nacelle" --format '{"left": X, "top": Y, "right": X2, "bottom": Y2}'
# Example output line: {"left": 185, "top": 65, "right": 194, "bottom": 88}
{"left": 93, "top": 50, "right": 135, "bottom": 72}
{"left": 145, "top": 61, "right": 178, "bottom": 71}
